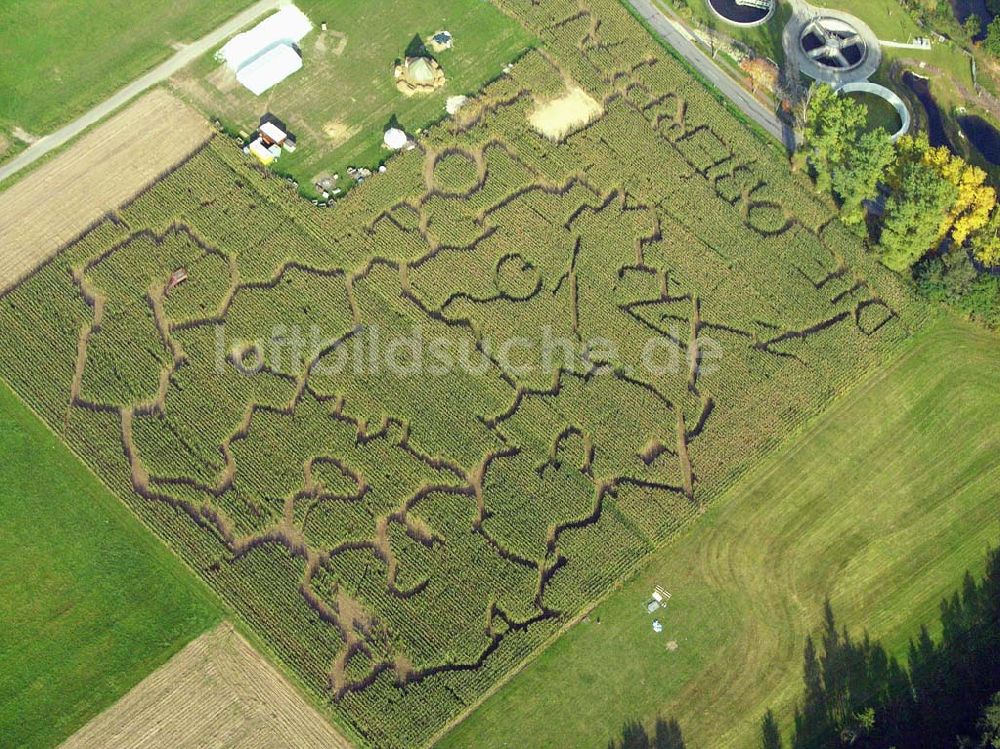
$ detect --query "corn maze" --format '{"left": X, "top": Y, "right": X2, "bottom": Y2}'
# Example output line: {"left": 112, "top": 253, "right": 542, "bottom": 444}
{"left": 0, "top": 0, "right": 927, "bottom": 746}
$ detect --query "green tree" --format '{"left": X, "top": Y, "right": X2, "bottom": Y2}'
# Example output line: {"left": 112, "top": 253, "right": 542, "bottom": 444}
{"left": 881, "top": 158, "right": 957, "bottom": 271}
{"left": 965, "top": 13, "right": 983, "bottom": 40}
{"left": 979, "top": 692, "right": 1000, "bottom": 748}
{"left": 985, "top": 17, "right": 1000, "bottom": 56}
{"left": 800, "top": 84, "right": 868, "bottom": 192}
{"left": 970, "top": 207, "right": 1000, "bottom": 267}
{"left": 831, "top": 128, "right": 896, "bottom": 224}
{"left": 760, "top": 709, "right": 783, "bottom": 749}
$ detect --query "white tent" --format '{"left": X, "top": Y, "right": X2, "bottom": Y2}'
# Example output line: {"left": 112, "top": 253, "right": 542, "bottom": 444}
{"left": 384, "top": 128, "right": 408, "bottom": 150}
{"left": 236, "top": 44, "right": 303, "bottom": 96}
{"left": 217, "top": 5, "right": 312, "bottom": 71}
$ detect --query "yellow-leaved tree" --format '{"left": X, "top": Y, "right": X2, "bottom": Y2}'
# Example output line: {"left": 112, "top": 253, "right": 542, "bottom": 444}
{"left": 909, "top": 137, "right": 997, "bottom": 244}
{"left": 971, "top": 208, "right": 1000, "bottom": 268}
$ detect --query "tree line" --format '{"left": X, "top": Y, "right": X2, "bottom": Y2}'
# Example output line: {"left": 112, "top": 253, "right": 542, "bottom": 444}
{"left": 760, "top": 542, "right": 1000, "bottom": 748}
{"left": 793, "top": 83, "right": 1000, "bottom": 327}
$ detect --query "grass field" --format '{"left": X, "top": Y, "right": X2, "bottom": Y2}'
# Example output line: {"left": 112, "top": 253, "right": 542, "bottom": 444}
{"left": 657, "top": 0, "right": 791, "bottom": 62}
{"left": 0, "top": 381, "right": 222, "bottom": 749}
{"left": 438, "top": 316, "right": 1000, "bottom": 749}
{"left": 0, "top": 0, "right": 256, "bottom": 140}
{"left": 171, "top": 0, "right": 535, "bottom": 197}
{"left": 0, "top": 0, "right": 940, "bottom": 745}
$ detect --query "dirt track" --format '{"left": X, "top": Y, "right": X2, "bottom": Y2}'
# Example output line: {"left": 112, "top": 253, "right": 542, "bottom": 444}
{"left": 0, "top": 89, "right": 212, "bottom": 292}
{"left": 60, "top": 621, "right": 354, "bottom": 749}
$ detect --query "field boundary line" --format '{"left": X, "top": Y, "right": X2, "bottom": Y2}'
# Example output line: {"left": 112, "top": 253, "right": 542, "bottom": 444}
{"left": 0, "top": 376, "right": 363, "bottom": 749}
{"left": 427, "top": 312, "right": 950, "bottom": 747}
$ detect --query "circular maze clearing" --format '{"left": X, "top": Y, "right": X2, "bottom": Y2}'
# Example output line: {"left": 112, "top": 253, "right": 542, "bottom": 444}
{"left": 800, "top": 16, "right": 867, "bottom": 72}
{"left": 706, "top": 0, "right": 775, "bottom": 27}
{"left": 432, "top": 151, "right": 481, "bottom": 195}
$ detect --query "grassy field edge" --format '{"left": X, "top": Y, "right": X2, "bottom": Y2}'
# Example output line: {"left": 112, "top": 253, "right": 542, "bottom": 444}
{"left": 430, "top": 311, "right": 948, "bottom": 747}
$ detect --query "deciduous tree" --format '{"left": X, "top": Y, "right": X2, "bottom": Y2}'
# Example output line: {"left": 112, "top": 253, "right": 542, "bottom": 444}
{"left": 971, "top": 208, "right": 1000, "bottom": 267}
{"left": 831, "top": 129, "right": 896, "bottom": 224}
{"left": 881, "top": 156, "right": 957, "bottom": 271}
{"left": 800, "top": 85, "right": 868, "bottom": 192}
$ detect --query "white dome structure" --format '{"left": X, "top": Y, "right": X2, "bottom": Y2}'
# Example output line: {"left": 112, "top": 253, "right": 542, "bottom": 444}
{"left": 383, "top": 128, "right": 408, "bottom": 150}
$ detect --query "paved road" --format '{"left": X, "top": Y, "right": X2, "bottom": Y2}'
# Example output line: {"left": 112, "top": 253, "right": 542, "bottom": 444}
{"left": 626, "top": 0, "right": 797, "bottom": 151}
{"left": 0, "top": 0, "right": 286, "bottom": 184}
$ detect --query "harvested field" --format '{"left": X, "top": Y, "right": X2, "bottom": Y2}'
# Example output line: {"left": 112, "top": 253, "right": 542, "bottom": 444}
{"left": 529, "top": 86, "right": 604, "bottom": 140}
{"left": 61, "top": 622, "right": 354, "bottom": 749}
{"left": 0, "top": 89, "right": 211, "bottom": 292}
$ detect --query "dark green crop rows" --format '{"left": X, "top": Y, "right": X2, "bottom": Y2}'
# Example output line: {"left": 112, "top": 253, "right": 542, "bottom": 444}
{"left": 0, "top": 1, "right": 927, "bottom": 745}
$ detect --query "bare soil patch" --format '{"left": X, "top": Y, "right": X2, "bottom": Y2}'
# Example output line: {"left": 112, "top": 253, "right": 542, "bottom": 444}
{"left": 11, "top": 126, "right": 39, "bottom": 144}
{"left": 528, "top": 86, "right": 603, "bottom": 141}
{"left": 60, "top": 621, "right": 354, "bottom": 749}
{"left": 0, "top": 89, "right": 211, "bottom": 292}
{"left": 324, "top": 119, "right": 361, "bottom": 145}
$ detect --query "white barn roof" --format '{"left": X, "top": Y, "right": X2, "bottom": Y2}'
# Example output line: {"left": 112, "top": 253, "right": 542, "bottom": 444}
{"left": 259, "top": 121, "right": 287, "bottom": 143}
{"left": 218, "top": 5, "right": 312, "bottom": 71}
{"left": 237, "top": 44, "right": 303, "bottom": 95}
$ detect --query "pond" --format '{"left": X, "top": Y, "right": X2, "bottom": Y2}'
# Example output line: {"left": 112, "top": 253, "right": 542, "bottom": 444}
{"left": 902, "top": 71, "right": 950, "bottom": 148}
{"left": 958, "top": 115, "right": 1000, "bottom": 164}
{"left": 951, "top": 0, "right": 993, "bottom": 41}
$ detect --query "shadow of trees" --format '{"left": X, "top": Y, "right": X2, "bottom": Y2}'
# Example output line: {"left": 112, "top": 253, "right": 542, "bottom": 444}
{"left": 763, "top": 542, "right": 1000, "bottom": 748}
{"left": 608, "top": 717, "right": 687, "bottom": 749}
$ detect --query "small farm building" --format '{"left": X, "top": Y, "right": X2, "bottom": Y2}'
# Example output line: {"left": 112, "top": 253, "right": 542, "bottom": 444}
{"left": 218, "top": 5, "right": 312, "bottom": 70}
{"left": 237, "top": 44, "right": 303, "bottom": 95}
{"left": 259, "top": 121, "right": 288, "bottom": 146}
{"left": 248, "top": 138, "right": 280, "bottom": 165}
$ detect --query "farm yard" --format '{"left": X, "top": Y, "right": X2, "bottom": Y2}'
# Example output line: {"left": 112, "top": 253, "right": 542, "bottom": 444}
{"left": 0, "top": 380, "right": 221, "bottom": 749}
{"left": 0, "top": 0, "right": 256, "bottom": 154}
{"left": 170, "top": 0, "right": 535, "bottom": 197}
{"left": 438, "top": 316, "right": 1000, "bottom": 749}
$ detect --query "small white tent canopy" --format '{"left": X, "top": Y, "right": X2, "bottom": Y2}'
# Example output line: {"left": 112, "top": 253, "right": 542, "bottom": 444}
{"left": 237, "top": 44, "right": 303, "bottom": 96}
{"left": 384, "top": 128, "right": 408, "bottom": 150}
{"left": 218, "top": 5, "right": 312, "bottom": 71}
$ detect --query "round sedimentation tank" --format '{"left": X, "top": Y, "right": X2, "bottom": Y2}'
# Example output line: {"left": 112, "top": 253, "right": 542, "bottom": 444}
{"left": 800, "top": 17, "right": 867, "bottom": 72}
{"left": 783, "top": 7, "right": 881, "bottom": 85}
{"left": 836, "top": 82, "right": 912, "bottom": 142}
{"left": 705, "top": 0, "right": 775, "bottom": 27}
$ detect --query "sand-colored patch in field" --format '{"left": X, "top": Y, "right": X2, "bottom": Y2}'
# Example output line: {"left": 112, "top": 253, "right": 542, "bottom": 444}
{"left": 60, "top": 621, "right": 354, "bottom": 749}
{"left": 313, "top": 29, "right": 348, "bottom": 57}
{"left": 528, "top": 86, "right": 603, "bottom": 141}
{"left": 324, "top": 119, "right": 361, "bottom": 145}
{"left": 11, "top": 126, "right": 39, "bottom": 144}
{"left": 0, "top": 89, "right": 212, "bottom": 292}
